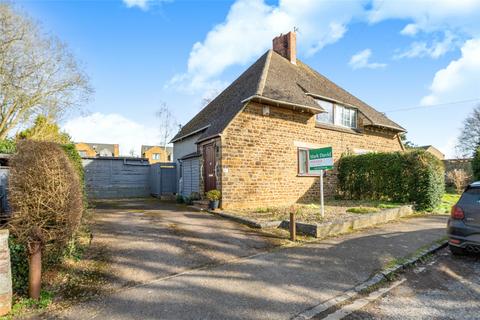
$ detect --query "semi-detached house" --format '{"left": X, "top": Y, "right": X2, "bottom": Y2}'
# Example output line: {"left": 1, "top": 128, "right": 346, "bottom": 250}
{"left": 172, "top": 31, "right": 405, "bottom": 209}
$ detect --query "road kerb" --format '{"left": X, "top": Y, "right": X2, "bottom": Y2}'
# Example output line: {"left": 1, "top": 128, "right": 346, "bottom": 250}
{"left": 292, "top": 239, "right": 448, "bottom": 320}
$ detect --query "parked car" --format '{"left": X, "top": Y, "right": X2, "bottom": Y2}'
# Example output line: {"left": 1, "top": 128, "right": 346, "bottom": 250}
{"left": 447, "top": 181, "right": 480, "bottom": 255}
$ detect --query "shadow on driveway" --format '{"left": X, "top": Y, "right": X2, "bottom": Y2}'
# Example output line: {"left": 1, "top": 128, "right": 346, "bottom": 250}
{"left": 50, "top": 203, "right": 447, "bottom": 320}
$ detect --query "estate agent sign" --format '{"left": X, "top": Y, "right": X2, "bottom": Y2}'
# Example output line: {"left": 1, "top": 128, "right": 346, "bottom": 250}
{"left": 308, "top": 146, "right": 333, "bottom": 218}
{"left": 308, "top": 147, "right": 333, "bottom": 174}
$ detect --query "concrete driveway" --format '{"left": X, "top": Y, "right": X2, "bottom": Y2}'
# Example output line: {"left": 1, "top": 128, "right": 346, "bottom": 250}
{"left": 86, "top": 198, "right": 283, "bottom": 289}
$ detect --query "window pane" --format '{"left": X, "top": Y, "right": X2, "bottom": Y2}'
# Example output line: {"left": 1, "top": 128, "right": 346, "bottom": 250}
{"left": 335, "top": 105, "right": 357, "bottom": 128}
{"left": 316, "top": 100, "right": 334, "bottom": 124}
{"left": 298, "top": 149, "right": 308, "bottom": 174}
{"left": 459, "top": 188, "right": 480, "bottom": 205}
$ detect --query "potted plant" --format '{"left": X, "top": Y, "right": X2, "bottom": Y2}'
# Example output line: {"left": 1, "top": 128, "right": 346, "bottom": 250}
{"left": 206, "top": 189, "right": 221, "bottom": 210}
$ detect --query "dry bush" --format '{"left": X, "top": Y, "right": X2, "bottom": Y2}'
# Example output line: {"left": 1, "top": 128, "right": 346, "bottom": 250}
{"left": 8, "top": 140, "right": 83, "bottom": 252}
{"left": 446, "top": 169, "right": 470, "bottom": 194}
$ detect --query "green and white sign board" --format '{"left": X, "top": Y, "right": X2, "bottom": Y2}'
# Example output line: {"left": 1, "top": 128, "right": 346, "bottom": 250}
{"left": 308, "top": 147, "right": 333, "bottom": 174}
{"left": 308, "top": 146, "right": 333, "bottom": 218}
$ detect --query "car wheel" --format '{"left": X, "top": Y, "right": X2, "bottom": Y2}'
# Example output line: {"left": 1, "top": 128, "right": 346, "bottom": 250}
{"left": 449, "top": 244, "right": 465, "bottom": 256}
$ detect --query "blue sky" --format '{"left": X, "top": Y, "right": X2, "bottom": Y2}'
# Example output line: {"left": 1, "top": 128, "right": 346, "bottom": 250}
{"left": 14, "top": 0, "right": 480, "bottom": 157}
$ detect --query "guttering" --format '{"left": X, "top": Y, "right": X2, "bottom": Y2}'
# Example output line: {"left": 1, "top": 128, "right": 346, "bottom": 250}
{"left": 241, "top": 95, "right": 324, "bottom": 114}
{"left": 364, "top": 123, "right": 406, "bottom": 133}
{"left": 170, "top": 125, "right": 210, "bottom": 143}
{"left": 196, "top": 133, "right": 221, "bottom": 144}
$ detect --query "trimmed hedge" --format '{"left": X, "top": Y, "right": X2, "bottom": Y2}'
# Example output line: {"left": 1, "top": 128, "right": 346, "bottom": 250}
{"left": 337, "top": 150, "right": 445, "bottom": 210}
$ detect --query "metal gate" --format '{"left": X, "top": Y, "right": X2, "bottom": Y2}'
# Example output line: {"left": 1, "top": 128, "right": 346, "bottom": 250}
{"left": 150, "top": 163, "right": 177, "bottom": 197}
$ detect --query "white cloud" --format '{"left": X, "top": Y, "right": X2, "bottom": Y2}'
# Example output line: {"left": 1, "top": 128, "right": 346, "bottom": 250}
{"left": 421, "top": 38, "right": 480, "bottom": 106}
{"left": 368, "top": 0, "right": 480, "bottom": 36}
{"left": 123, "top": 0, "right": 149, "bottom": 9}
{"left": 349, "top": 49, "right": 386, "bottom": 70}
{"left": 394, "top": 31, "right": 458, "bottom": 59}
{"left": 122, "top": 0, "right": 170, "bottom": 10}
{"left": 63, "top": 113, "right": 161, "bottom": 156}
{"left": 171, "top": 0, "right": 366, "bottom": 92}
{"left": 400, "top": 23, "right": 419, "bottom": 36}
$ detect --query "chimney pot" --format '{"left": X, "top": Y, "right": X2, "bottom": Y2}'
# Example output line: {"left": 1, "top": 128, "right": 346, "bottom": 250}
{"left": 272, "top": 31, "right": 296, "bottom": 64}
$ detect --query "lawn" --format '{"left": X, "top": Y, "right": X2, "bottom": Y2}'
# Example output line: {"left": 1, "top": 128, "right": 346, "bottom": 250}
{"left": 229, "top": 199, "right": 404, "bottom": 224}
{"left": 432, "top": 193, "right": 460, "bottom": 214}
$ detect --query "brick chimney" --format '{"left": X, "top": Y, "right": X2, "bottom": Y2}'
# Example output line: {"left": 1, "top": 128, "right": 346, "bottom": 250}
{"left": 272, "top": 31, "right": 296, "bottom": 64}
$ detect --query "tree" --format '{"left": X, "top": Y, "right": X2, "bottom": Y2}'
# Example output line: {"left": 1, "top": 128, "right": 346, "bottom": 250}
{"left": 156, "top": 102, "right": 177, "bottom": 151}
{"left": 0, "top": 3, "right": 92, "bottom": 139}
{"left": 399, "top": 133, "right": 416, "bottom": 149}
{"left": 446, "top": 169, "right": 470, "bottom": 194}
{"left": 8, "top": 140, "right": 83, "bottom": 299}
{"left": 16, "top": 115, "right": 71, "bottom": 144}
{"left": 472, "top": 147, "right": 480, "bottom": 181}
{"left": 456, "top": 104, "right": 480, "bottom": 157}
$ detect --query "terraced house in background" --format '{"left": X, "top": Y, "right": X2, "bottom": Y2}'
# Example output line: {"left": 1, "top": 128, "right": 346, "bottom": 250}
{"left": 141, "top": 145, "right": 173, "bottom": 164}
{"left": 172, "top": 31, "right": 406, "bottom": 209}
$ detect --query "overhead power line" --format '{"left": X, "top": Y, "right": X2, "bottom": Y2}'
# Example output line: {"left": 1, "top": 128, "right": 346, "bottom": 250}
{"left": 383, "top": 98, "right": 480, "bottom": 113}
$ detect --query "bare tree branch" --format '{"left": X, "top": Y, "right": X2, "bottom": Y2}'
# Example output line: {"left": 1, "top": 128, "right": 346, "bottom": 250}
{"left": 0, "top": 3, "right": 92, "bottom": 139}
{"left": 156, "top": 102, "right": 177, "bottom": 151}
{"left": 456, "top": 104, "right": 480, "bottom": 158}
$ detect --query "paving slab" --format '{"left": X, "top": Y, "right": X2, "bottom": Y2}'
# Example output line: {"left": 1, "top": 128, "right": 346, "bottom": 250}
{"left": 48, "top": 206, "right": 447, "bottom": 320}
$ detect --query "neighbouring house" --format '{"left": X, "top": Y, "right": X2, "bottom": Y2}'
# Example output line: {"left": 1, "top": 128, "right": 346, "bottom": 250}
{"left": 444, "top": 158, "right": 473, "bottom": 180}
{"left": 75, "top": 142, "right": 119, "bottom": 158}
{"left": 171, "top": 31, "right": 405, "bottom": 209}
{"left": 141, "top": 145, "right": 173, "bottom": 164}
{"left": 417, "top": 145, "right": 445, "bottom": 160}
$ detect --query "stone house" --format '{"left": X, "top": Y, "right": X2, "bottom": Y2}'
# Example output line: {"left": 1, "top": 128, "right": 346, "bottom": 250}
{"left": 417, "top": 145, "right": 445, "bottom": 160}
{"left": 171, "top": 32, "right": 405, "bottom": 209}
{"left": 141, "top": 145, "right": 173, "bottom": 164}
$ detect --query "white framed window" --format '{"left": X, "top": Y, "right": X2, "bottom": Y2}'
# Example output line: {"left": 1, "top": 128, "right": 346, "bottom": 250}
{"left": 315, "top": 100, "right": 334, "bottom": 124}
{"left": 152, "top": 153, "right": 160, "bottom": 160}
{"left": 298, "top": 148, "right": 308, "bottom": 175}
{"left": 335, "top": 105, "right": 357, "bottom": 128}
{"left": 315, "top": 100, "right": 357, "bottom": 129}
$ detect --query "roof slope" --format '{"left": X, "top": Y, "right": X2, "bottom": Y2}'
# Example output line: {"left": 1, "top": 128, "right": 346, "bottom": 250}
{"left": 171, "top": 50, "right": 404, "bottom": 143}
{"left": 171, "top": 51, "right": 270, "bottom": 142}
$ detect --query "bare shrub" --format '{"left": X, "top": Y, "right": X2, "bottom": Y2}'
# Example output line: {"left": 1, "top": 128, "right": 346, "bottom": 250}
{"left": 8, "top": 140, "right": 83, "bottom": 250}
{"left": 446, "top": 169, "right": 470, "bottom": 194}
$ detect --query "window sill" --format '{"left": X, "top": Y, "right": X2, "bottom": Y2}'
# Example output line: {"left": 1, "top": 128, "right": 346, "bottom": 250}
{"left": 315, "top": 122, "right": 362, "bottom": 135}
{"left": 297, "top": 173, "right": 321, "bottom": 177}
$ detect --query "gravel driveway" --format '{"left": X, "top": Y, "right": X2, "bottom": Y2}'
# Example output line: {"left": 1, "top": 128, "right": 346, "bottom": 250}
{"left": 345, "top": 248, "right": 480, "bottom": 320}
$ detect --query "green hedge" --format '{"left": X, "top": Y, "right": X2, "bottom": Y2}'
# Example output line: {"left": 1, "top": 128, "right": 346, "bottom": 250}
{"left": 337, "top": 150, "right": 445, "bottom": 210}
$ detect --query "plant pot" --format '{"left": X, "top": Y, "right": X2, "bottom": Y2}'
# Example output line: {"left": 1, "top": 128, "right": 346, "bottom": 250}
{"left": 209, "top": 200, "right": 219, "bottom": 210}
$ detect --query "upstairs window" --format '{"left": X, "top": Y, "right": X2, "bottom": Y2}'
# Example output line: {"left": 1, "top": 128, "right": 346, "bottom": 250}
{"left": 152, "top": 153, "right": 160, "bottom": 160}
{"left": 335, "top": 105, "right": 357, "bottom": 128}
{"left": 315, "top": 100, "right": 334, "bottom": 124}
{"left": 315, "top": 99, "right": 357, "bottom": 129}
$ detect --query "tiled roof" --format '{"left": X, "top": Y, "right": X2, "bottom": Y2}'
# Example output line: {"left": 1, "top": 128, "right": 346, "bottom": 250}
{"left": 171, "top": 50, "right": 404, "bottom": 143}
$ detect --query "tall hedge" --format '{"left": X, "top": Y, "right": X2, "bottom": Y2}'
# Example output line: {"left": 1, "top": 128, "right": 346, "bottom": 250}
{"left": 337, "top": 150, "right": 445, "bottom": 210}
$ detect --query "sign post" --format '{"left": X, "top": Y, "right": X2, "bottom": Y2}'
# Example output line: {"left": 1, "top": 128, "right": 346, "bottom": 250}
{"left": 308, "top": 147, "right": 333, "bottom": 218}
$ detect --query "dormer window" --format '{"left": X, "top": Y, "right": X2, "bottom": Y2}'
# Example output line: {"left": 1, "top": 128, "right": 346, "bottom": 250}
{"left": 315, "top": 100, "right": 357, "bottom": 129}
